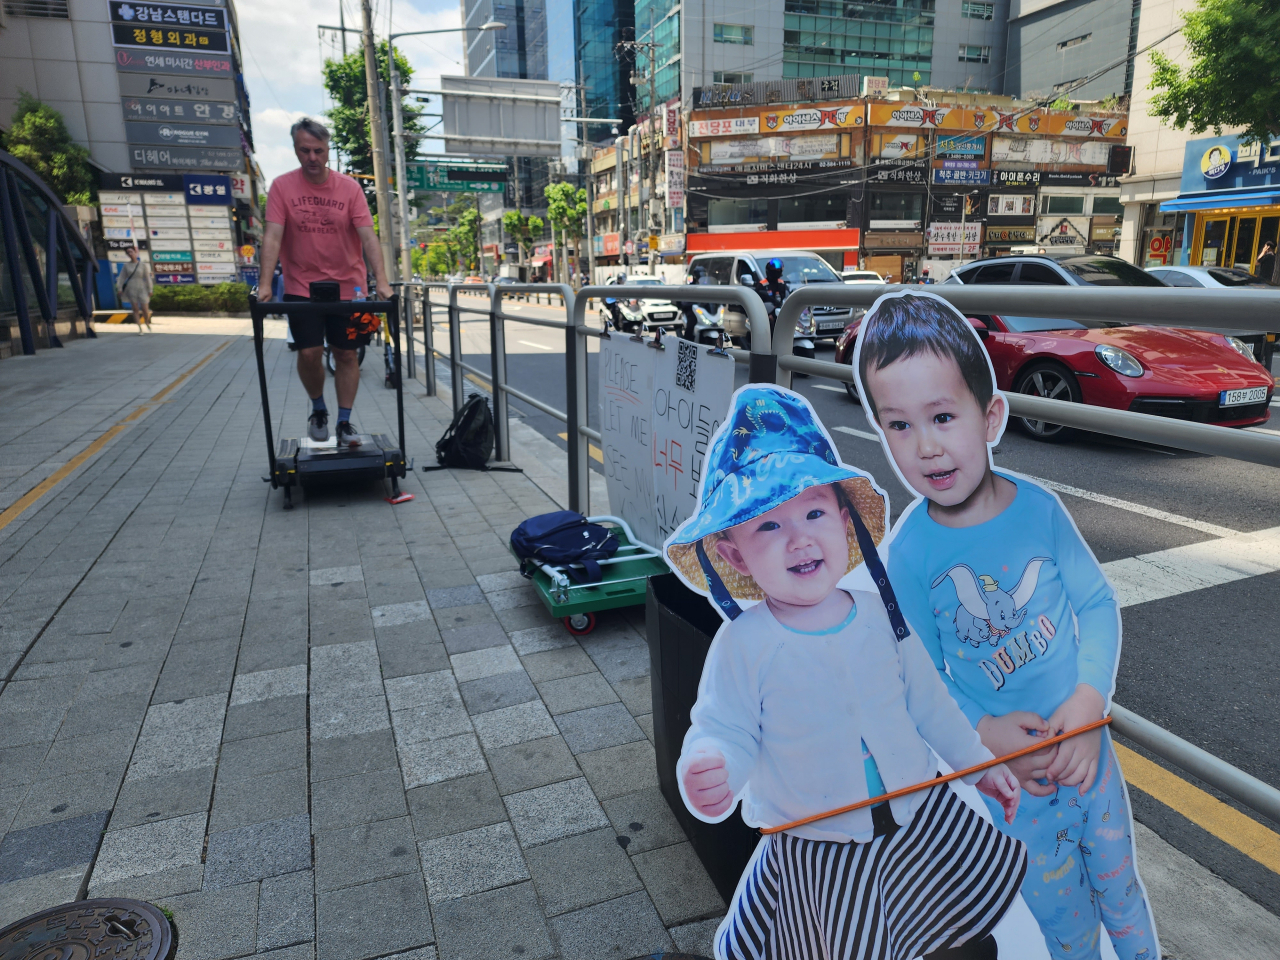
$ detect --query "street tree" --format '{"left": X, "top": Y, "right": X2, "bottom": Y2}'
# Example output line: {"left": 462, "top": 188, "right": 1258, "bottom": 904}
{"left": 1147, "top": 0, "right": 1280, "bottom": 146}
{"left": 501, "top": 210, "right": 545, "bottom": 277}
{"left": 2, "top": 92, "right": 94, "bottom": 204}
{"left": 321, "top": 43, "right": 426, "bottom": 216}
{"left": 544, "top": 182, "right": 587, "bottom": 285}
{"left": 428, "top": 194, "right": 481, "bottom": 274}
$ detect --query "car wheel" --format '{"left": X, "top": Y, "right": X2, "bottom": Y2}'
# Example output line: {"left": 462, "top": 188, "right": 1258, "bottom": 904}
{"left": 1014, "top": 362, "right": 1081, "bottom": 442}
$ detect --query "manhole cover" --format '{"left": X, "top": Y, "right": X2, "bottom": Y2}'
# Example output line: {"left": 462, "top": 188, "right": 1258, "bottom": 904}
{"left": 0, "top": 899, "right": 173, "bottom": 960}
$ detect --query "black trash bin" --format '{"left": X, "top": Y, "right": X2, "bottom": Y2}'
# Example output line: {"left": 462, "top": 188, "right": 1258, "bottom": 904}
{"left": 647, "top": 572, "right": 761, "bottom": 904}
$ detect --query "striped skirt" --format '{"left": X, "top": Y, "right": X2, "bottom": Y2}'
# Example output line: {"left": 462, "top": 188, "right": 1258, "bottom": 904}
{"left": 717, "top": 785, "right": 1027, "bottom": 960}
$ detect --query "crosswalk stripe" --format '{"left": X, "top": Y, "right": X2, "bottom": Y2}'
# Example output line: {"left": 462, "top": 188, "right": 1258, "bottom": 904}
{"left": 1102, "top": 525, "right": 1280, "bottom": 607}
{"left": 1026, "top": 476, "right": 1238, "bottom": 537}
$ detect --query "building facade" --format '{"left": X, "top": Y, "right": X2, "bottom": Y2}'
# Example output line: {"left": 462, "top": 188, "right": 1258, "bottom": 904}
{"left": 1004, "top": 0, "right": 1140, "bottom": 101}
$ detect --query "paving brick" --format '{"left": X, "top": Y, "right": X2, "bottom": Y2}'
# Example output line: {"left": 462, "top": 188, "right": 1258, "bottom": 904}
{"left": 483, "top": 585, "right": 541, "bottom": 612}
{"left": 418, "top": 821, "right": 528, "bottom": 902}
{"left": 407, "top": 773, "right": 506, "bottom": 842}
{"left": 0, "top": 810, "right": 108, "bottom": 883}
{"left": 370, "top": 600, "right": 432, "bottom": 628}
{"left": 209, "top": 766, "right": 308, "bottom": 832}
{"left": 548, "top": 890, "right": 673, "bottom": 960}
{"left": 475, "top": 571, "right": 526, "bottom": 593}
{"left": 611, "top": 675, "right": 653, "bottom": 716}
{"left": 159, "top": 882, "right": 259, "bottom": 960}
{"left": 311, "top": 641, "right": 383, "bottom": 700}
{"left": 316, "top": 873, "right": 433, "bottom": 960}
{"left": 314, "top": 816, "right": 419, "bottom": 893}
{"left": 670, "top": 916, "right": 724, "bottom": 956}
{"left": 576, "top": 739, "right": 660, "bottom": 802}
{"left": 230, "top": 663, "right": 308, "bottom": 705}
{"left": 311, "top": 566, "right": 364, "bottom": 586}
{"left": 486, "top": 735, "right": 580, "bottom": 796}
{"left": 518, "top": 645, "right": 596, "bottom": 683}
{"left": 258, "top": 870, "right": 315, "bottom": 951}
{"left": 384, "top": 669, "right": 461, "bottom": 713}
{"left": 523, "top": 827, "right": 642, "bottom": 916}
{"left": 631, "top": 841, "right": 726, "bottom": 925}
{"left": 0, "top": 743, "right": 49, "bottom": 787}
{"left": 217, "top": 728, "right": 307, "bottom": 781}
{"left": 470, "top": 700, "right": 557, "bottom": 751}
{"left": 448, "top": 644, "right": 520, "bottom": 682}
{"left": 635, "top": 713, "right": 654, "bottom": 741}
{"left": 580, "top": 629, "right": 651, "bottom": 683}
{"left": 311, "top": 696, "right": 391, "bottom": 741}
{"left": 507, "top": 625, "right": 576, "bottom": 656}
{"left": 430, "top": 881, "right": 553, "bottom": 960}
{"left": 536, "top": 671, "right": 619, "bottom": 715}
{"left": 10, "top": 764, "right": 126, "bottom": 831}
{"left": 89, "top": 862, "right": 204, "bottom": 901}
{"left": 311, "top": 768, "right": 408, "bottom": 831}
{"left": 224, "top": 694, "right": 307, "bottom": 742}
{"left": 0, "top": 864, "right": 88, "bottom": 929}
{"left": 555, "top": 702, "right": 646, "bottom": 755}
{"left": 399, "top": 733, "right": 487, "bottom": 790}
{"left": 601, "top": 787, "right": 687, "bottom": 855}
{"left": 90, "top": 811, "right": 206, "bottom": 886}
{"left": 457, "top": 670, "right": 537, "bottom": 715}
{"left": 204, "top": 814, "right": 312, "bottom": 889}
{"left": 376, "top": 634, "right": 450, "bottom": 680}
{"left": 310, "top": 730, "right": 399, "bottom": 782}
{"left": 438, "top": 622, "right": 507, "bottom": 655}
{"left": 127, "top": 695, "right": 226, "bottom": 781}
{"left": 503, "top": 778, "right": 608, "bottom": 848}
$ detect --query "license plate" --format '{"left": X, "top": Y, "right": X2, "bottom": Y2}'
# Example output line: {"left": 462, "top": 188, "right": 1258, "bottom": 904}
{"left": 818, "top": 321, "right": 847, "bottom": 332}
{"left": 650, "top": 312, "right": 675, "bottom": 320}
{"left": 1220, "top": 386, "right": 1267, "bottom": 406}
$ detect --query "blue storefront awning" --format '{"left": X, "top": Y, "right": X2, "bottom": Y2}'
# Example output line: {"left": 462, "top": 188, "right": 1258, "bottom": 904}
{"left": 1161, "top": 188, "right": 1280, "bottom": 212}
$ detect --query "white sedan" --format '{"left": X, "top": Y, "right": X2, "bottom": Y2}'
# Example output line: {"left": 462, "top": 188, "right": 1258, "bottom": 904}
{"left": 841, "top": 270, "right": 884, "bottom": 284}
{"left": 1145, "top": 265, "right": 1274, "bottom": 288}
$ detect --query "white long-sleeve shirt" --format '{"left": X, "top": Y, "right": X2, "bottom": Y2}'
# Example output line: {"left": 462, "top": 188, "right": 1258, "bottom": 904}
{"left": 676, "top": 590, "right": 994, "bottom": 843}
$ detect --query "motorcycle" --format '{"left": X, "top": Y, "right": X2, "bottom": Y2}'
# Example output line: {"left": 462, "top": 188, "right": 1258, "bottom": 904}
{"left": 720, "top": 274, "right": 815, "bottom": 360}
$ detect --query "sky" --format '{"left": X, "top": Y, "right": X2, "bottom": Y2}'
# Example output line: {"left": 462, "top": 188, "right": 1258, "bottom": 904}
{"left": 236, "top": 0, "right": 465, "bottom": 186}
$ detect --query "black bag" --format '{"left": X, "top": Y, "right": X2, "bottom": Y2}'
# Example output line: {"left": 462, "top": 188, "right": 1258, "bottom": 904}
{"left": 510, "top": 510, "right": 619, "bottom": 583}
{"left": 432, "top": 394, "right": 494, "bottom": 469}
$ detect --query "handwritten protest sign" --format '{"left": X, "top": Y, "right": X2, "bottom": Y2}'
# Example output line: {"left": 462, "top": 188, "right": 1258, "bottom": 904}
{"left": 599, "top": 335, "right": 659, "bottom": 547}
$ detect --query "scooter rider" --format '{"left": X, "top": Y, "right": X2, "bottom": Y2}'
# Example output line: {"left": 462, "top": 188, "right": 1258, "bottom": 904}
{"left": 759, "top": 257, "right": 790, "bottom": 319}
{"left": 679, "top": 264, "right": 712, "bottom": 341}
{"left": 604, "top": 272, "right": 627, "bottom": 330}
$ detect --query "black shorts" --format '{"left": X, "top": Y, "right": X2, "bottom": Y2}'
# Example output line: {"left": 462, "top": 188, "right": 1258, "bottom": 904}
{"left": 284, "top": 294, "right": 374, "bottom": 351}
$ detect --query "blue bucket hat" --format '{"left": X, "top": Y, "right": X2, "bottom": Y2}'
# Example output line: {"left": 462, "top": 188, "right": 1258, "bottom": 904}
{"left": 665, "top": 386, "right": 892, "bottom": 614}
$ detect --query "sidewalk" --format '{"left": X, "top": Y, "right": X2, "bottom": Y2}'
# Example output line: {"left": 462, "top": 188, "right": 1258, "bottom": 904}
{"left": 0, "top": 325, "right": 724, "bottom": 959}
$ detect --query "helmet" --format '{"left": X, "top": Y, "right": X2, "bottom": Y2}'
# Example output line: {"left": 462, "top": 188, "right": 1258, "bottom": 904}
{"left": 765, "top": 258, "right": 784, "bottom": 282}
{"left": 615, "top": 272, "right": 627, "bottom": 283}
{"left": 688, "top": 264, "right": 706, "bottom": 282}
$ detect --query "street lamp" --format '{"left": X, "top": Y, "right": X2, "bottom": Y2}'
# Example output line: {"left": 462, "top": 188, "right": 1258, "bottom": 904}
{"left": 388, "top": 20, "right": 504, "bottom": 283}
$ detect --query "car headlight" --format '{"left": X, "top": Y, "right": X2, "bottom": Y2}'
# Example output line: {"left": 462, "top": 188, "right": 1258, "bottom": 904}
{"left": 1095, "top": 344, "right": 1144, "bottom": 378}
{"left": 1226, "top": 336, "right": 1256, "bottom": 360}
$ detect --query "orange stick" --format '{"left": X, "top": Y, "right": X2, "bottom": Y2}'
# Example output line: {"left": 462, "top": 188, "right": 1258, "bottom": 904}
{"left": 760, "top": 716, "right": 1112, "bottom": 835}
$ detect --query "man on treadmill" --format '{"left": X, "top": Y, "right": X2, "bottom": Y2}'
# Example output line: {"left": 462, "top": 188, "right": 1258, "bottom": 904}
{"left": 257, "top": 117, "right": 392, "bottom": 446}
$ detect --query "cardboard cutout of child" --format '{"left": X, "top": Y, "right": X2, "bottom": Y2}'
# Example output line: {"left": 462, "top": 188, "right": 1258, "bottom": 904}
{"left": 663, "top": 384, "right": 1029, "bottom": 960}
{"left": 851, "top": 290, "right": 1160, "bottom": 960}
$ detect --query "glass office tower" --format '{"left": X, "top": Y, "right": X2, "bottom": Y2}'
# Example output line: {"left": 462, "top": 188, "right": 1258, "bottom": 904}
{"left": 575, "top": 0, "right": 636, "bottom": 136}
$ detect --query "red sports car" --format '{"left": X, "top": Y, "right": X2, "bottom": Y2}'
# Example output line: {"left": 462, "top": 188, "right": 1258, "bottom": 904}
{"left": 833, "top": 312, "right": 1274, "bottom": 441}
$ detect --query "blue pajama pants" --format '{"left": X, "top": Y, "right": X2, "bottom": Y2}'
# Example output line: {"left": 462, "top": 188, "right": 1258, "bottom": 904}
{"left": 979, "top": 731, "right": 1159, "bottom": 960}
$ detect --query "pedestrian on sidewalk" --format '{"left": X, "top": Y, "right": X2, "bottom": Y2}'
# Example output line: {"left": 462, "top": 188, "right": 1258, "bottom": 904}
{"left": 1255, "top": 240, "right": 1276, "bottom": 284}
{"left": 257, "top": 116, "right": 392, "bottom": 447}
{"left": 116, "top": 246, "right": 153, "bottom": 334}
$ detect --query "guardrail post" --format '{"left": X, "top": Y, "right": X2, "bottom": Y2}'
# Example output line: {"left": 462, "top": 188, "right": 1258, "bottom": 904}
{"left": 448, "top": 284, "right": 464, "bottom": 414}
{"left": 489, "top": 283, "right": 511, "bottom": 463}
{"left": 566, "top": 285, "right": 588, "bottom": 514}
{"left": 403, "top": 289, "right": 416, "bottom": 381}
{"left": 422, "top": 287, "right": 437, "bottom": 397}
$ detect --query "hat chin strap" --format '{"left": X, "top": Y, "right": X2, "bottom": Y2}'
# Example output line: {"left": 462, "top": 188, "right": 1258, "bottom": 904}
{"left": 696, "top": 540, "right": 744, "bottom": 621}
{"left": 695, "top": 516, "right": 912, "bottom": 641}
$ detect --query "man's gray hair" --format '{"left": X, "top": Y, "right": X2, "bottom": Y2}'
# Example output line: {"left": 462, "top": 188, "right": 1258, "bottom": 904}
{"left": 291, "top": 117, "right": 331, "bottom": 144}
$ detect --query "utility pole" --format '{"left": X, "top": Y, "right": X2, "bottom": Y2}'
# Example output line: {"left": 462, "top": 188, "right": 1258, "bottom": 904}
{"left": 389, "top": 53, "right": 413, "bottom": 288}
{"left": 617, "top": 38, "right": 661, "bottom": 275}
{"left": 360, "top": 0, "right": 396, "bottom": 284}
{"left": 339, "top": 0, "right": 347, "bottom": 56}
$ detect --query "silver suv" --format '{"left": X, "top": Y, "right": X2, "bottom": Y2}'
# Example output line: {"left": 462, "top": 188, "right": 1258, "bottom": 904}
{"left": 686, "top": 250, "right": 854, "bottom": 342}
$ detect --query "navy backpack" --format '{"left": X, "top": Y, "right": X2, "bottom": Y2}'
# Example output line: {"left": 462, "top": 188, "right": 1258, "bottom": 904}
{"left": 510, "top": 511, "right": 619, "bottom": 583}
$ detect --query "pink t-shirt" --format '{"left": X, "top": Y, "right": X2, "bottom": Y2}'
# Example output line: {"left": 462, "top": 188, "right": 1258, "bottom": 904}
{"left": 266, "top": 168, "right": 374, "bottom": 299}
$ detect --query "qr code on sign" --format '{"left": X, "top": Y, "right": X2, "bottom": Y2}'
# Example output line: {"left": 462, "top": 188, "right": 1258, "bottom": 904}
{"left": 676, "top": 339, "right": 697, "bottom": 392}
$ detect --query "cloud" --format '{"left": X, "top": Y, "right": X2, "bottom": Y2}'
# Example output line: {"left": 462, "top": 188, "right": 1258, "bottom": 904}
{"left": 238, "top": 0, "right": 466, "bottom": 185}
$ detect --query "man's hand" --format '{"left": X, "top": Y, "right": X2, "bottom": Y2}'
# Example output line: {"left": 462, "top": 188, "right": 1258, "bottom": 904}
{"left": 976, "top": 711, "right": 1057, "bottom": 797}
{"left": 683, "top": 750, "right": 733, "bottom": 818}
{"left": 1045, "top": 684, "right": 1106, "bottom": 794}
{"left": 376, "top": 281, "right": 393, "bottom": 301}
{"left": 975, "top": 764, "right": 1020, "bottom": 823}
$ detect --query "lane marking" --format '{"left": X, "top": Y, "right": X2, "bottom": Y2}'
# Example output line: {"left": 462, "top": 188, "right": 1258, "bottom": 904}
{"left": 518, "top": 340, "right": 554, "bottom": 351}
{"left": 557, "top": 433, "right": 604, "bottom": 463}
{"left": 1246, "top": 426, "right": 1280, "bottom": 436}
{"left": 1102, "top": 524, "right": 1280, "bottom": 607}
{"left": 1026, "top": 476, "right": 1238, "bottom": 538}
{"left": 831, "top": 424, "right": 882, "bottom": 443}
{"left": 811, "top": 384, "right": 848, "bottom": 393}
{"left": 0, "top": 340, "right": 230, "bottom": 534}
{"left": 1114, "top": 742, "right": 1280, "bottom": 874}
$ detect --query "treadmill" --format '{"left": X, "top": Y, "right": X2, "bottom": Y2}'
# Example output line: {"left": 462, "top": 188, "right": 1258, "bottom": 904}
{"left": 251, "top": 294, "right": 408, "bottom": 509}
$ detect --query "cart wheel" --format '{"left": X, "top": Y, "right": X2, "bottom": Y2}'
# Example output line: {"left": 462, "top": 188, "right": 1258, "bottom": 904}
{"left": 564, "top": 613, "right": 596, "bottom": 636}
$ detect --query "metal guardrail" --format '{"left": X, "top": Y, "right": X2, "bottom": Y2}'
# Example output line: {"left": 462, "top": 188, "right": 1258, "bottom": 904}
{"left": 406, "top": 280, "right": 1280, "bottom": 831}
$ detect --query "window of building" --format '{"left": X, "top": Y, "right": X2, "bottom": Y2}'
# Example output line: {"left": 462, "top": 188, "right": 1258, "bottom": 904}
{"left": 708, "top": 198, "right": 769, "bottom": 227}
{"left": 1091, "top": 196, "right": 1124, "bottom": 215}
{"left": 3, "top": 0, "right": 69, "bottom": 15}
{"left": 714, "top": 23, "right": 753, "bottom": 44}
{"left": 713, "top": 71, "right": 755, "bottom": 83}
{"left": 1057, "top": 33, "right": 1092, "bottom": 50}
{"left": 958, "top": 45, "right": 990, "bottom": 63}
{"left": 1042, "top": 195, "right": 1086, "bottom": 215}
{"left": 869, "top": 191, "right": 923, "bottom": 221}
{"left": 961, "top": 1, "right": 994, "bottom": 19}
{"left": 779, "top": 194, "right": 847, "bottom": 223}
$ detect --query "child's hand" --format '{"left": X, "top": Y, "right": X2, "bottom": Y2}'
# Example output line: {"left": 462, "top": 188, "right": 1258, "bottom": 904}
{"left": 976, "top": 764, "right": 1020, "bottom": 823}
{"left": 976, "top": 711, "right": 1057, "bottom": 796}
{"left": 683, "top": 750, "right": 733, "bottom": 818}
{"left": 1045, "top": 684, "right": 1106, "bottom": 794}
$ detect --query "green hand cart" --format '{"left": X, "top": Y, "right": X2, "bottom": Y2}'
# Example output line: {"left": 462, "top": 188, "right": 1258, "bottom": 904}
{"left": 512, "top": 515, "right": 669, "bottom": 636}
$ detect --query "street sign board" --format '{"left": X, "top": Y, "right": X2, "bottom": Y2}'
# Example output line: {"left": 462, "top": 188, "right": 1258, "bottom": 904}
{"left": 405, "top": 161, "right": 506, "bottom": 193}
